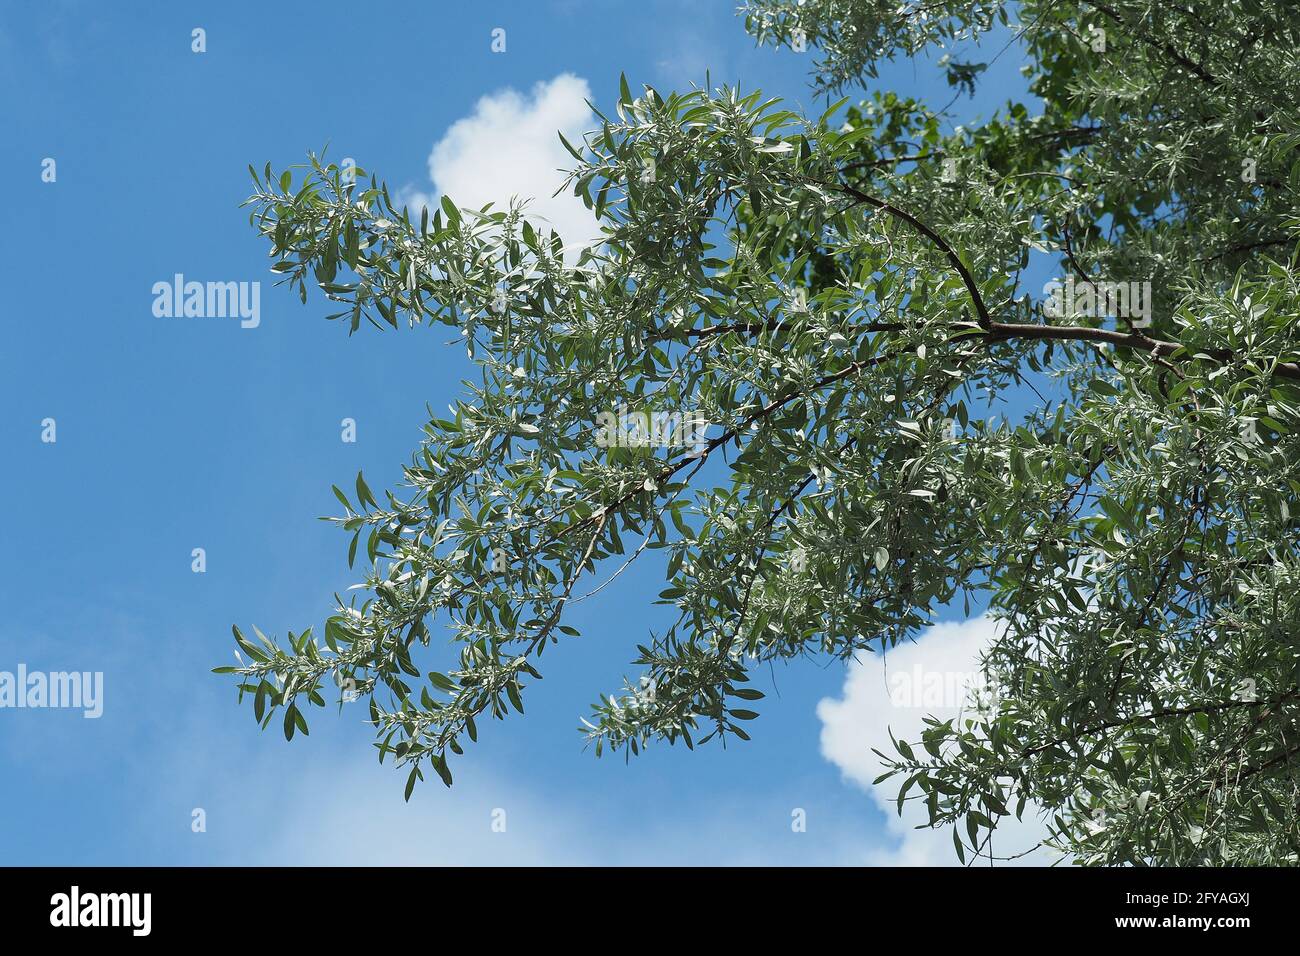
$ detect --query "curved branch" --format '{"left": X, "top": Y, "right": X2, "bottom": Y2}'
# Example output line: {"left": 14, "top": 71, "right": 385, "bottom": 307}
{"left": 824, "top": 178, "right": 994, "bottom": 329}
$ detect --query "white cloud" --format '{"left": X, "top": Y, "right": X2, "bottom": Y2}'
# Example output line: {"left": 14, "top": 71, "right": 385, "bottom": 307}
{"left": 236, "top": 762, "right": 588, "bottom": 866}
{"left": 404, "top": 73, "right": 601, "bottom": 252}
{"left": 134, "top": 744, "right": 881, "bottom": 866}
{"left": 817, "top": 615, "right": 1055, "bottom": 865}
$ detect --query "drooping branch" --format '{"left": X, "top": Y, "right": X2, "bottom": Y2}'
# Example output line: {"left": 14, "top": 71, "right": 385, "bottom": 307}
{"left": 804, "top": 168, "right": 1300, "bottom": 381}
{"left": 823, "top": 178, "right": 995, "bottom": 329}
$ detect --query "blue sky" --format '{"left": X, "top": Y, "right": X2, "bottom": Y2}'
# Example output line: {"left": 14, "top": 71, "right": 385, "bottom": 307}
{"left": 1, "top": 0, "right": 1044, "bottom": 865}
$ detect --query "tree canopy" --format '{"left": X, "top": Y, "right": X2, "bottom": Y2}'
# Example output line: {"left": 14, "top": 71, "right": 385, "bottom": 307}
{"left": 217, "top": 0, "right": 1300, "bottom": 865}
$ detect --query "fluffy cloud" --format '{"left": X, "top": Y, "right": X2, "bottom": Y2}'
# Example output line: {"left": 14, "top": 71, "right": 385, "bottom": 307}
{"left": 232, "top": 761, "right": 589, "bottom": 866}
{"left": 135, "top": 745, "right": 881, "bottom": 866}
{"left": 817, "top": 615, "right": 1055, "bottom": 865}
{"left": 403, "top": 73, "right": 601, "bottom": 252}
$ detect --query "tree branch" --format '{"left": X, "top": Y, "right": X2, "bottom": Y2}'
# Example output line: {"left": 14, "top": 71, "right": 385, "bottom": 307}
{"left": 986, "top": 320, "right": 1300, "bottom": 381}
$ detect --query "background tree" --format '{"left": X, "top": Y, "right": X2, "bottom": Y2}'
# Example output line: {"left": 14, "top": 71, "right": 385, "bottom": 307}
{"left": 218, "top": 0, "right": 1300, "bottom": 864}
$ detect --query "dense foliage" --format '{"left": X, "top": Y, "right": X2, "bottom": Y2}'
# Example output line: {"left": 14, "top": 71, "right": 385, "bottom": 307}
{"left": 218, "top": 1, "right": 1300, "bottom": 864}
